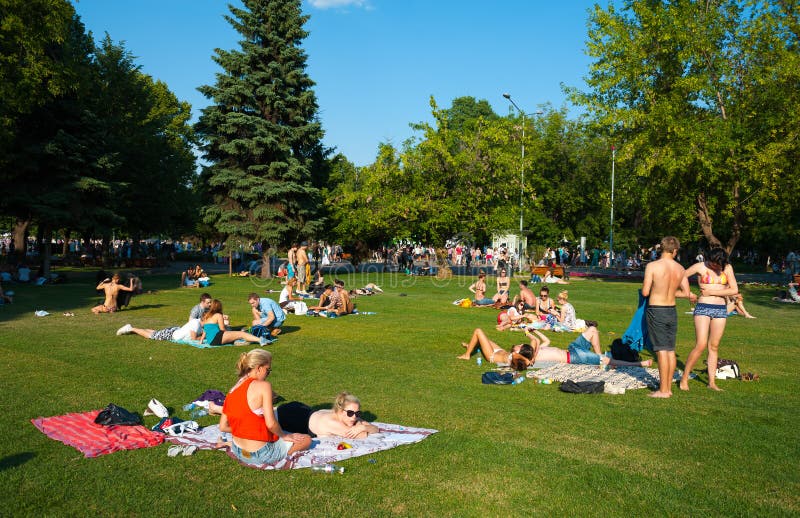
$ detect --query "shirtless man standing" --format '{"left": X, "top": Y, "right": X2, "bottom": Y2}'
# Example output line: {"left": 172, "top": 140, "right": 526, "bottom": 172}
{"left": 641, "top": 236, "right": 695, "bottom": 398}
{"left": 92, "top": 273, "right": 135, "bottom": 314}
{"left": 296, "top": 241, "right": 309, "bottom": 294}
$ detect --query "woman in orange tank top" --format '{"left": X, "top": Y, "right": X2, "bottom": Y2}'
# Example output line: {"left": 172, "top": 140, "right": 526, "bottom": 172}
{"left": 219, "top": 349, "right": 311, "bottom": 465}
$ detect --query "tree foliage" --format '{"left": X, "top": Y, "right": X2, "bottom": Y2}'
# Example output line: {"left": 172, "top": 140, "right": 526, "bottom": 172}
{"left": 571, "top": 0, "right": 800, "bottom": 253}
{"left": 196, "top": 0, "right": 327, "bottom": 249}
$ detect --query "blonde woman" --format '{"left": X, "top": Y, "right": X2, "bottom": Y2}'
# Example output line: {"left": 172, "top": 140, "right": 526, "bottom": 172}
{"left": 219, "top": 350, "right": 311, "bottom": 465}
{"left": 308, "top": 392, "right": 379, "bottom": 438}
{"left": 552, "top": 291, "right": 577, "bottom": 331}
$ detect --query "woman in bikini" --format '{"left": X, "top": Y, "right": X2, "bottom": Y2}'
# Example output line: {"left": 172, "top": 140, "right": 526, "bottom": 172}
{"left": 468, "top": 272, "right": 495, "bottom": 306}
{"left": 457, "top": 327, "right": 540, "bottom": 370}
{"left": 680, "top": 247, "right": 739, "bottom": 391}
{"left": 493, "top": 269, "right": 511, "bottom": 304}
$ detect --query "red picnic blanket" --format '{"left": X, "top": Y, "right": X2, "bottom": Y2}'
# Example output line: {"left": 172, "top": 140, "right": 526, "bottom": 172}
{"left": 31, "top": 409, "right": 164, "bottom": 458}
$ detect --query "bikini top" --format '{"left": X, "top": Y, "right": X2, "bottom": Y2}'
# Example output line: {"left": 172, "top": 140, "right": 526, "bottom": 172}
{"left": 700, "top": 270, "right": 728, "bottom": 285}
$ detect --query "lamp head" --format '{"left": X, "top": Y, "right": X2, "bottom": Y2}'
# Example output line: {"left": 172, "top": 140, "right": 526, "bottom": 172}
{"left": 502, "top": 93, "right": 511, "bottom": 100}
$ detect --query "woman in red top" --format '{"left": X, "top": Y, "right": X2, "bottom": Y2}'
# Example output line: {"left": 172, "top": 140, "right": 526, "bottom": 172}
{"left": 220, "top": 349, "right": 311, "bottom": 465}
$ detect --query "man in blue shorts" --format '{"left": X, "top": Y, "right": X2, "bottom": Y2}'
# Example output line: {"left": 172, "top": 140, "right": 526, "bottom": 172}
{"left": 248, "top": 293, "right": 285, "bottom": 337}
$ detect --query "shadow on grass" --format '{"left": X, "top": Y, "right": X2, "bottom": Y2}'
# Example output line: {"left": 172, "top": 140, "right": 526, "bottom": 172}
{"left": 0, "top": 452, "right": 36, "bottom": 471}
{"left": 119, "top": 304, "right": 166, "bottom": 312}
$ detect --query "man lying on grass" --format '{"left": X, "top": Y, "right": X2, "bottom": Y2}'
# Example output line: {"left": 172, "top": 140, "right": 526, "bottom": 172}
{"left": 459, "top": 324, "right": 652, "bottom": 370}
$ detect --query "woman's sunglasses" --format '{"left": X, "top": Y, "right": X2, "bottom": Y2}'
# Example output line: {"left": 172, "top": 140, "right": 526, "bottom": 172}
{"left": 345, "top": 410, "right": 362, "bottom": 418}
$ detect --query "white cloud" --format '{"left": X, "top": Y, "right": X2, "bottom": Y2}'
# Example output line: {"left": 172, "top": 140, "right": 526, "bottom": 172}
{"left": 307, "top": 0, "right": 369, "bottom": 9}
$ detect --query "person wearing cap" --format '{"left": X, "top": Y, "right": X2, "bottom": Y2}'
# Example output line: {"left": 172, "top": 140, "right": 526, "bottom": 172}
{"left": 296, "top": 241, "right": 310, "bottom": 294}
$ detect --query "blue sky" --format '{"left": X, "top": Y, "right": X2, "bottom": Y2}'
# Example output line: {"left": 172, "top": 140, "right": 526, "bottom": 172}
{"left": 72, "top": 0, "right": 600, "bottom": 166}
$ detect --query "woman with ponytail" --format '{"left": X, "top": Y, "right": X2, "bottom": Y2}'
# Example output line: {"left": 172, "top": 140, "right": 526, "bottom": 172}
{"left": 219, "top": 349, "right": 311, "bottom": 465}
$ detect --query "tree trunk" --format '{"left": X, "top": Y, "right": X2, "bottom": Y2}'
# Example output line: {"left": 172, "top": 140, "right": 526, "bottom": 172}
{"left": 41, "top": 225, "right": 52, "bottom": 278}
{"left": 696, "top": 192, "right": 722, "bottom": 249}
{"left": 11, "top": 218, "right": 30, "bottom": 264}
{"left": 260, "top": 249, "right": 273, "bottom": 279}
{"left": 62, "top": 229, "right": 71, "bottom": 255}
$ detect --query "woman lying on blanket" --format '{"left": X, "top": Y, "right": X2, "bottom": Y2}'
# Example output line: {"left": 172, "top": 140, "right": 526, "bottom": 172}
{"left": 201, "top": 299, "right": 267, "bottom": 346}
{"left": 458, "top": 326, "right": 652, "bottom": 370}
{"left": 277, "top": 392, "right": 379, "bottom": 439}
{"left": 219, "top": 349, "right": 312, "bottom": 466}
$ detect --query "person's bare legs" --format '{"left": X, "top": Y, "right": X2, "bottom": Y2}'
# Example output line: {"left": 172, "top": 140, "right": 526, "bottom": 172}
{"left": 680, "top": 315, "right": 710, "bottom": 391}
{"left": 649, "top": 350, "right": 674, "bottom": 398}
{"left": 220, "top": 330, "right": 262, "bottom": 344}
{"left": 458, "top": 328, "right": 499, "bottom": 360}
{"left": 706, "top": 318, "right": 727, "bottom": 391}
{"left": 607, "top": 357, "right": 653, "bottom": 368}
{"left": 736, "top": 300, "right": 755, "bottom": 318}
{"left": 130, "top": 327, "right": 156, "bottom": 339}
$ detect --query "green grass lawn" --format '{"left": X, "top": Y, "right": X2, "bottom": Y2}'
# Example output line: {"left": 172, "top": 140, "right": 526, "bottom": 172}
{"left": 1, "top": 271, "right": 798, "bottom": 516}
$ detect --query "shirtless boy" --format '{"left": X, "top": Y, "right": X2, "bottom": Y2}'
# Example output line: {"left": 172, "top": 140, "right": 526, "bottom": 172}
{"left": 92, "top": 273, "right": 135, "bottom": 314}
{"left": 641, "top": 236, "right": 695, "bottom": 398}
{"left": 513, "top": 280, "right": 537, "bottom": 309}
{"left": 296, "top": 241, "right": 309, "bottom": 294}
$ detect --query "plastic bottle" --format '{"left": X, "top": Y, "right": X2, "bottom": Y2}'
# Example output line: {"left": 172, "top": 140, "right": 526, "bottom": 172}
{"left": 538, "top": 378, "right": 552, "bottom": 385}
{"left": 511, "top": 375, "right": 525, "bottom": 385}
{"left": 189, "top": 408, "right": 208, "bottom": 419}
{"left": 311, "top": 463, "right": 345, "bottom": 474}
{"left": 476, "top": 356, "right": 482, "bottom": 366}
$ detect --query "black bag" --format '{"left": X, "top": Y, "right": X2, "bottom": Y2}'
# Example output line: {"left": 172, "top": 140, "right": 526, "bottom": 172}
{"left": 481, "top": 372, "right": 515, "bottom": 385}
{"left": 611, "top": 338, "right": 641, "bottom": 362}
{"left": 559, "top": 380, "right": 605, "bottom": 394}
{"left": 94, "top": 403, "right": 141, "bottom": 426}
{"left": 277, "top": 401, "right": 313, "bottom": 434}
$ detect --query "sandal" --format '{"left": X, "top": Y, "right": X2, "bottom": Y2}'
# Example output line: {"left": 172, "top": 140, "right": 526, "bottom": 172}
{"left": 742, "top": 372, "right": 760, "bottom": 381}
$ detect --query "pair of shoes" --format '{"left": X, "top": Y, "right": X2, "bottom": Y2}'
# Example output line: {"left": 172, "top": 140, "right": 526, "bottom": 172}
{"left": 116, "top": 324, "right": 133, "bottom": 336}
{"left": 143, "top": 398, "right": 169, "bottom": 418}
{"left": 604, "top": 385, "right": 626, "bottom": 395}
{"left": 167, "top": 444, "right": 198, "bottom": 457}
{"left": 742, "top": 372, "right": 760, "bottom": 381}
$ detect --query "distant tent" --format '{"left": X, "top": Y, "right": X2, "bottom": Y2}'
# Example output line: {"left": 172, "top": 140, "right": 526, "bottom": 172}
{"left": 621, "top": 290, "right": 651, "bottom": 351}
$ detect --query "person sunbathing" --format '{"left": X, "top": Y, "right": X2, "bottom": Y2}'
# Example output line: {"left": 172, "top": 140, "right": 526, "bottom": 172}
{"left": 308, "top": 392, "right": 379, "bottom": 438}
{"left": 533, "top": 323, "right": 652, "bottom": 368}
{"left": 116, "top": 319, "right": 201, "bottom": 342}
{"left": 201, "top": 299, "right": 268, "bottom": 346}
{"left": 218, "top": 349, "right": 312, "bottom": 466}
{"left": 92, "top": 273, "right": 135, "bottom": 314}
{"left": 726, "top": 294, "right": 755, "bottom": 318}
{"left": 457, "top": 327, "right": 537, "bottom": 371}
{"left": 496, "top": 301, "right": 535, "bottom": 331}
{"left": 543, "top": 269, "right": 569, "bottom": 284}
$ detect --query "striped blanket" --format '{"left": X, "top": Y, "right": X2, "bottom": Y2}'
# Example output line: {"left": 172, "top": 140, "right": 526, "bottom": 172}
{"left": 165, "top": 422, "right": 437, "bottom": 470}
{"left": 529, "top": 363, "right": 679, "bottom": 390}
{"left": 31, "top": 410, "right": 164, "bottom": 457}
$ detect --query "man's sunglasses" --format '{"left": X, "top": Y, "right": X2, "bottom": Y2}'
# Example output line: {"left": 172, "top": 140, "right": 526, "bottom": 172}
{"left": 345, "top": 410, "right": 362, "bottom": 418}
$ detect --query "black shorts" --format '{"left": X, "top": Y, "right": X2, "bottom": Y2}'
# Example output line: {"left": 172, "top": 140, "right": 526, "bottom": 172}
{"left": 277, "top": 401, "right": 313, "bottom": 436}
{"left": 646, "top": 305, "right": 677, "bottom": 352}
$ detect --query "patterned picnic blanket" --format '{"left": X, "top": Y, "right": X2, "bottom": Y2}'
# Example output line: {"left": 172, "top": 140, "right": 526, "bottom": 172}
{"left": 165, "top": 422, "right": 437, "bottom": 470}
{"left": 31, "top": 410, "right": 164, "bottom": 457}
{"left": 529, "top": 363, "right": 679, "bottom": 390}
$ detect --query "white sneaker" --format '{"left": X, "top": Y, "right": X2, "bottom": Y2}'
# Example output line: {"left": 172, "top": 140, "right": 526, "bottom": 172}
{"left": 116, "top": 324, "right": 133, "bottom": 336}
{"left": 143, "top": 398, "right": 169, "bottom": 418}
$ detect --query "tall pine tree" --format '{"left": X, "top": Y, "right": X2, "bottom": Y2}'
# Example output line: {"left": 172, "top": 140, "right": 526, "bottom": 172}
{"left": 196, "top": 0, "right": 325, "bottom": 251}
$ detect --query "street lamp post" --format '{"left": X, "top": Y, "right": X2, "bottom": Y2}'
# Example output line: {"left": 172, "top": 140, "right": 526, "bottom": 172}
{"left": 609, "top": 145, "right": 616, "bottom": 265}
{"left": 503, "top": 93, "right": 528, "bottom": 273}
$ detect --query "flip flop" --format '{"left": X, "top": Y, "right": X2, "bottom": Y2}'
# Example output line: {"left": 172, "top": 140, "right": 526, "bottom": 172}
{"left": 167, "top": 445, "right": 183, "bottom": 457}
{"left": 182, "top": 445, "right": 198, "bottom": 456}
